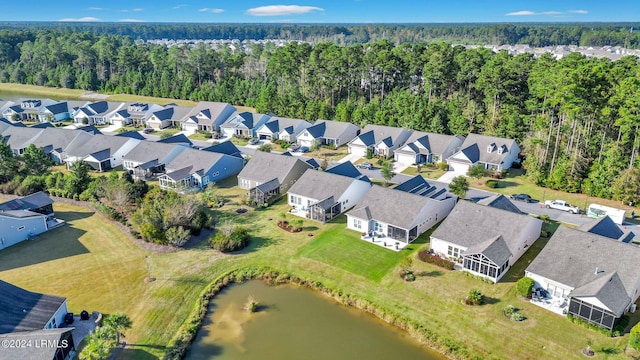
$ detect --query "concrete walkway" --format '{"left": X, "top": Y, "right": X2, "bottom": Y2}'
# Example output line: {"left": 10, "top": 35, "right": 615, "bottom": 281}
{"left": 101, "top": 124, "right": 123, "bottom": 133}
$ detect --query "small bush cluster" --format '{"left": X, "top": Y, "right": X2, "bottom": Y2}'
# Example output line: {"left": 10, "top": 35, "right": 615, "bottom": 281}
{"left": 417, "top": 251, "right": 455, "bottom": 270}
{"left": 566, "top": 313, "right": 628, "bottom": 337}
{"left": 464, "top": 289, "right": 484, "bottom": 305}
{"left": 629, "top": 322, "right": 640, "bottom": 350}
{"left": 516, "top": 277, "right": 535, "bottom": 298}
{"left": 461, "top": 271, "right": 495, "bottom": 283}
{"left": 208, "top": 226, "right": 250, "bottom": 253}
{"left": 438, "top": 162, "right": 449, "bottom": 171}
{"left": 485, "top": 179, "right": 499, "bottom": 188}
{"left": 503, "top": 305, "right": 526, "bottom": 322}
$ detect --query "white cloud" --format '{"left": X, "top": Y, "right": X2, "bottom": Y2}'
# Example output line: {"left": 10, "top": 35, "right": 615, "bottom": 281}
{"left": 199, "top": 8, "right": 224, "bottom": 13}
{"left": 505, "top": 10, "right": 536, "bottom": 16}
{"left": 132, "top": 8, "right": 143, "bottom": 12}
{"left": 246, "top": 5, "right": 324, "bottom": 17}
{"left": 119, "top": 18, "right": 145, "bottom": 22}
{"left": 541, "top": 11, "right": 562, "bottom": 15}
{"left": 569, "top": 9, "right": 588, "bottom": 14}
{"left": 87, "top": 7, "right": 104, "bottom": 11}
{"left": 173, "top": 4, "right": 188, "bottom": 9}
{"left": 58, "top": 17, "right": 102, "bottom": 22}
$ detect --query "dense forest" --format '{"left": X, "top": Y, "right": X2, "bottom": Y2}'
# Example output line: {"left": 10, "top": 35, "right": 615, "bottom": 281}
{"left": 1, "top": 22, "right": 640, "bottom": 47}
{"left": 1, "top": 29, "right": 640, "bottom": 203}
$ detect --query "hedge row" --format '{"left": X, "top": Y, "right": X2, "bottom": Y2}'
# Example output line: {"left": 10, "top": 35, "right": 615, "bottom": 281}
{"left": 417, "top": 251, "right": 455, "bottom": 270}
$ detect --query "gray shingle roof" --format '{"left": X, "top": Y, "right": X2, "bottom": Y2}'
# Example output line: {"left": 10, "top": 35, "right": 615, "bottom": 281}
{"left": 476, "top": 194, "right": 523, "bottom": 214}
{"left": 124, "top": 141, "right": 184, "bottom": 164}
{"left": 0, "top": 281, "right": 66, "bottom": 333}
{"left": 315, "top": 119, "right": 359, "bottom": 140}
{"left": 288, "top": 170, "right": 362, "bottom": 202}
{"left": 0, "top": 328, "right": 74, "bottom": 360}
{"left": 431, "top": 199, "right": 539, "bottom": 254}
{"left": 238, "top": 151, "right": 311, "bottom": 184}
{"left": 0, "top": 192, "right": 53, "bottom": 212}
{"left": 346, "top": 185, "right": 435, "bottom": 229}
{"left": 570, "top": 272, "right": 631, "bottom": 316}
{"left": 465, "top": 235, "right": 512, "bottom": 265}
{"left": 400, "top": 132, "right": 464, "bottom": 156}
{"left": 452, "top": 133, "right": 518, "bottom": 165}
{"left": 577, "top": 216, "right": 624, "bottom": 240}
{"left": 359, "top": 124, "right": 411, "bottom": 148}
{"left": 164, "top": 148, "right": 225, "bottom": 174}
{"left": 64, "top": 134, "right": 133, "bottom": 159}
{"left": 325, "top": 161, "right": 366, "bottom": 180}
{"left": 180, "top": 102, "right": 235, "bottom": 127}
{"left": 526, "top": 226, "right": 640, "bottom": 316}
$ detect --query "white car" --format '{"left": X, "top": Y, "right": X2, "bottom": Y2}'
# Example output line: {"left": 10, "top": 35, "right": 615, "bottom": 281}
{"left": 544, "top": 200, "right": 580, "bottom": 214}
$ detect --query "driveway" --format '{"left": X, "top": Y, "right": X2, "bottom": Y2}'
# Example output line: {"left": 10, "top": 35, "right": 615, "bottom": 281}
{"left": 337, "top": 152, "right": 362, "bottom": 164}
{"left": 101, "top": 124, "right": 123, "bottom": 133}
{"left": 437, "top": 169, "right": 466, "bottom": 184}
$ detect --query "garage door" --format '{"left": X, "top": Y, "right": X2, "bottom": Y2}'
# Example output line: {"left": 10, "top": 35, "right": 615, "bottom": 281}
{"left": 349, "top": 145, "right": 367, "bottom": 157}
{"left": 448, "top": 161, "right": 470, "bottom": 174}
{"left": 395, "top": 153, "right": 416, "bottom": 165}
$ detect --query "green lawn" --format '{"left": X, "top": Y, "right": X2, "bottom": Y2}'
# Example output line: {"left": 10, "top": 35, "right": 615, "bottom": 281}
{"left": 0, "top": 177, "right": 635, "bottom": 360}
{"left": 402, "top": 165, "right": 447, "bottom": 180}
{"left": 308, "top": 146, "right": 349, "bottom": 162}
{"left": 296, "top": 222, "right": 410, "bottom": 281}
{"left": 188, "top": 132, "right": 214, "bottom": 141}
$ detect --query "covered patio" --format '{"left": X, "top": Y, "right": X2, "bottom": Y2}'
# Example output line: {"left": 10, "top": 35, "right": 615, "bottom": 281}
{"left": 248, "top": 178, "right": 280, "bottom": 204}
{"left": 359, "top": 232, "right": 410, "bottom": 251}
{"left": 308, "top": 197, "right": 341, "bottom": 223}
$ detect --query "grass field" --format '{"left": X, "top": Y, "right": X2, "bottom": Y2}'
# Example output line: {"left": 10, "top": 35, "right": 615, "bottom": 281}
{"left": 0, "top": 83, "right": 256, "bottom": 112}
{"left": 1, "top": 174, "right": 637, "bottom": 359}
{"left": 307, "top": 146, "right": 349, "bottom": 162}
{"left": 402, "top": 165, "right": 448, "bottom": 180}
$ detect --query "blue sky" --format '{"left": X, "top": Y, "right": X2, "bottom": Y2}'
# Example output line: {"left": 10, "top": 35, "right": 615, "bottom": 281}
{"left": 2, "top": 1, "right": 636, "bottom": 23}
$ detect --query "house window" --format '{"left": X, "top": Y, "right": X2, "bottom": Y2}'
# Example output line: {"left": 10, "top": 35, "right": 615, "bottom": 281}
{"left": 374, "top": 222, "right": 383, "bottom": 233}
{"left": 290, "top": 195, "right": 302, "bottom": 205}
{"left": 487, "top": 145, "right": 494, "bottom": 153}
{"left": 447, "top": 245, "right": 461, "bottom": 258}
{"left": 497, "top": 146, "right": 504, "bottom": 155}
{"left": 17, "top": 226, "right": 25, "bottom": 231}
{"left": 354, "top": 218, "right": 362, "bottom": 230}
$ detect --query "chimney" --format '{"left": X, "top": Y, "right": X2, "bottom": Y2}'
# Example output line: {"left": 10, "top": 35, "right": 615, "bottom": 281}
{"left": 595, "top": 267, "right": 599, "bottom": 275}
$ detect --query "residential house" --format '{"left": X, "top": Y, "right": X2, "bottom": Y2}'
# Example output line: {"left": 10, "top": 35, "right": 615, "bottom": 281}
{"left": 296, "top": 119, "right": 360, "bottom": 149}
{"left": 0, "top": 280, "right": 69, "bottom": 333}
{"left": 29, "top": 128, "right": 93, "bottom": 164}
{"left": 0, "top": 280, "right": 75, "bottom": 359}
{"left": 146, "top": 105, "right": 192, "bottom": 130}
{"left": 237, "top": 151, "right": 313, "bottom": 204}
{"left": 255, "top": 116, "right": 312, "bottom": 142}
{"left": 577, "top": 215, "right": 635, "bottom": 243}
{"left": 0, "top": 126, "right": 48, "bottom": 155}
{"left": 158, "top": 148, "right": 244, "bottom": 192}
{"left": 347, "top": 124, "right": 412, "bottom": 158}
{"left": 346, "top": 185, "right": 457, "bottom": 244}
{"left": 446, "top": 133, "right": 520, "bottom": 173}
{"left": 430, "top": 198, "right": 542, "bottom": 283}
{"left": 325, "top": 161, "right": 370, "bottom": 182}
{"left": 0, "top": 192, "right": 56, "bottom": 250}
{"left": 31, "top": 122, "right": 55, "bottom": 129}
{"left": 123, "top": 141, "right": 188, "bottom": 180}
{"left": 37, "top": 101, "right": 78, "bottom": 122}
{"left": 63, "top": 134, "right": 140, "bottom": 171}
{"left": 287, "top": 170, "right": 371, "bottom": 222}
{"left": 220, "top": 111, "right": 270, "bottom": 138}
{"left": 72, "top": 101, "right": 125, "bottom": 125}
{"left": 157, "top": 133, "right": 193, "bottom": 147}
{"left": 3, "top": 99, "right": 56, "bottom": 121}
{"left": 394, "top": 131, "right": 465, "bottom": 165}
{"left": 180, "top": 101, "right": 236, "bottom": 133}
{"left": 525, "top": 226, "right": 640, "bottom": 331}
{"left": 115, "top": 130, "right": 146, "bottom": 141}
{"left": 110, "top": 102, "right": 164, "bottom": 127}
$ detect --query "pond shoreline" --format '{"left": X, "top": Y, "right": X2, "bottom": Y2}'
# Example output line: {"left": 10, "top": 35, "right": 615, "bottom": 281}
{"left": 165, "top": 267, "right": 474, "bottom": 360}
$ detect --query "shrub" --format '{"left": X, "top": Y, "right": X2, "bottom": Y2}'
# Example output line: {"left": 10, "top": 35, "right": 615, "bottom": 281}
{"left": 202, "top": 132, "right": 213, "bottom": 139}
{"left": 438, "top": 162, "right": 449, "bottom": 171}
{"left": 567, "top": 313, "right": 616, "bottom": 336}
{"left": 209, "top": 226, "right": 250, "bottom": 253}
{"left": 516, "top": 277, "right": 535, "bottom": 298}
{"left": 290, "top": 218, "right": 304, "bottom": 232}
{"left": 257, "top": 143, "right": 272, "bottom": 152}
{"left": 166, "top": 226, "right": 191, "bottom": 247}
{"left": 417, "top": 251, "right": 455, "bottom": 270}
{"left": 465, "top": 289, "right": 483, "bottom": 305}
{"left": 485, "top": 179, "right": 499, "bottom": 188}
{"left": 629, "top": 322, "right": 640, "bottom": 350}
{"left": 504, "top": 305, "right": 526, "bottom": 321}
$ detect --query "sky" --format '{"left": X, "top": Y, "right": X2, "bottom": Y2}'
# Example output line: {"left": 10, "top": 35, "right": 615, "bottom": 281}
{"left": 2, "top": 1, "right": 637, "bottom": 23}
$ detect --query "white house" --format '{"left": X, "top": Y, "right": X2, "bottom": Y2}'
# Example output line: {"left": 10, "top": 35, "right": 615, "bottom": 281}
{"left": 347, "top": 124, "right": 412, "bottom": 158}
{"left": 430, "top": 196, "right": 542, "bottom": 283}
{"left": 287, "top": 170, "right": 371, "bottom": 222}
{"left": 146, "top": 105, "right": 192, "bottom": 130}
{"left": 446, "top": 133, "right": 520, "bottom": 173}
{"left": 346, "top": 185, "right": 456, "bottom": 244}
{"left": 255, "top": 117, "right": 312, "bottom": 142}
{"left": 296, "top": 119, "right": 360, "bottom": 149}
{"left": 179, "top": 101, "right": 237, "bottom": 133}
{"left": 122, "top": 141, "right": 189, "bottom": 180}
{"left": 63, "top": 134, "right": 140, "bottom": 171}
{"left": 394, "top": 132, "right": 465, "bottom": 165}
{"left": 526, "top": 226, "right": 640, "bottom": 331}
{"left": 220, "top": 112, "right": 270, "bottom": 138}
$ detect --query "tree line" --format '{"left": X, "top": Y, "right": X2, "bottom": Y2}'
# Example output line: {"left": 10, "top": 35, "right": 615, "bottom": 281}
{"left": 1, "top": 29, "right": 640, "bottom": 202}
{"left": 1, "top": 23, "right": 640, "bottom": 47}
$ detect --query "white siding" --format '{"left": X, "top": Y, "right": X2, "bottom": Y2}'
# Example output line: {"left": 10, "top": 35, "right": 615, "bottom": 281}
{"left": 510, "top": 218, "right": 543, "bottom": 265}
{"left": 336, "top": 180, "right": 371, "bottom": 210}
{"left": 525, "top": 271, "right": 573, "bottom": 299}
{"left": 430, "top": 237, "right": 468, "bottom": 258}
{"left": 413, "top": 197, "right": 456, "bottom": 236}
{"left": 395, "top": 151, "right": 417, "bottom": 166}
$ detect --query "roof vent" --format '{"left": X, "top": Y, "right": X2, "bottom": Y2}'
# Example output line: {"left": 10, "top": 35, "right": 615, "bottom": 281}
{"left": 595, "top": 267, "right": 600, "bottom": 275}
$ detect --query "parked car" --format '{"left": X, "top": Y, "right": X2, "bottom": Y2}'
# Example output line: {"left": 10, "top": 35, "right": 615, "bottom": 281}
{"left": 510, "top": 194, "right": 532, "bottom": 203}
{"left": 299, "top": 146, "right": 309, "bottom": 153}
{"left": 356, "top": 162, "right": 373, "bottom": 170}
{"left": 212, "top": 132, "right": 223, "bottom": 139}
{"left": 248, "top": 137, "right": 259, "bottom": 145}
{"left": 544, "top": 200, "right": 580, "bottom": 214}
{"left": 289, "top": 144, "right": 300, "bottom": 152}
{"left": 142, "top": 128, "right": 155, "bottom": 134}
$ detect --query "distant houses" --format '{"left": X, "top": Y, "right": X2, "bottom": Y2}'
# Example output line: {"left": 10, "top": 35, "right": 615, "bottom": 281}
{"left": 447, "top": 133, "right": 520, "bottom": 172}
{"left": 347, "top": 124, "right": 412, "bottom": 158}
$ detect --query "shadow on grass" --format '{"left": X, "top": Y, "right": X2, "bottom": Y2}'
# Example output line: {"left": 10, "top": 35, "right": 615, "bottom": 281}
{"left": 0, "top": 224, "right": 89, "bottom": 271}
{"left": 55, "top": 210, "right": 95, "bottom": 221}
{"left": 483, "top": 296, "right": 501, "bottom": 305}
{"left": 598, "top": 347, "right": 621, "bottom": 355}
{"left": 500, "top": 237, "right": 550, "bottom": 283}
{"left": 497, "top": 181, "right": 518, "bottom": 188}
{"left": 237, "top": 235, "right": 278, "bottom": 254}
{"left": 305, "top": 226, "right": 319, "bottom": 232}
{"left": 116, "top": 348, "right": 161, "bottom": 360}
{"left": 418, "top": 270, "right": 443, "bottom": 277}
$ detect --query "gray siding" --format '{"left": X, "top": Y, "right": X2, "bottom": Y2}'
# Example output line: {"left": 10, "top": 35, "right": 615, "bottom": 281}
{"left": 0, "top": 215, "right": 48, "bottom": 250}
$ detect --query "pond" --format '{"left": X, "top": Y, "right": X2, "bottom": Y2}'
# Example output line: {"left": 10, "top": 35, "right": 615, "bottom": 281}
{"left": 186, "top": 280, "right": 446, "bottom": 360}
